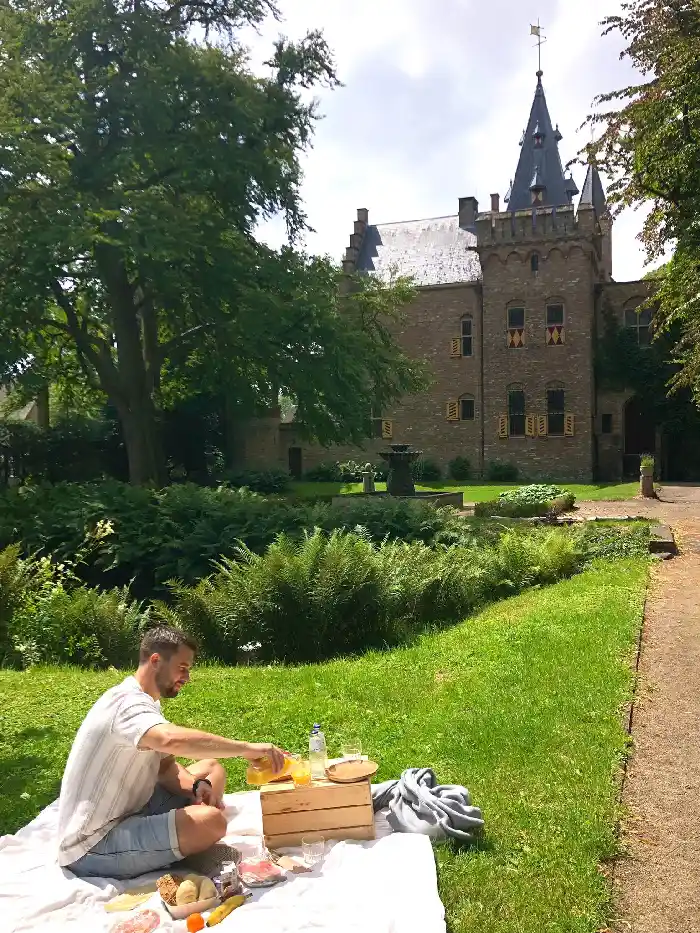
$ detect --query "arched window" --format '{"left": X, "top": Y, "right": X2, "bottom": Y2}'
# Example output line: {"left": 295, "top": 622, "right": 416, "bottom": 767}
{"left": 507, "top": 384, "right": 526, "bottom": 436}
{"left": 624, "top": 299, "right": 652, "bottom": 346}
{"left": 461, "top": 316, "right": 473, "bottom": 357}
{"left": 459, "top": 394, "right": 475, "bottom": 421}
{"left": 546, "top": 383, "right": 565, "bottom": 436}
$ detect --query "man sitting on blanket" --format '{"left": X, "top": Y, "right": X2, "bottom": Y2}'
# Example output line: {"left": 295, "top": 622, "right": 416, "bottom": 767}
{"left": 57, "top": 624, "right": 284, "bottom": 880}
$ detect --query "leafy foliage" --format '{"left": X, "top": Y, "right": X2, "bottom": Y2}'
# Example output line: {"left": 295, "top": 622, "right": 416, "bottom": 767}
{"left": 485, "top": 461, "right": 520, "bottom": 482}
{"left": 0, "top": 481, "right": 459, "bottom": 596}
{"left": 590, "top": 0, "right": 700, "bottom": 401}
{"left": 448, "top": 456, "right": 472, "bottom": 481}
{"left": 0, "top": 545, "right": 148, "bottom": 668}
{"left": 163, "top": 527, "right": 583, "bottom": 663}
{"left": 474, "top": 486, "right": 575, "bottom": 518}
{"left": 0, "top": 0, "right": 424, "bottom": 483}
{"left": 225, "top": 469, "right": 290, "bottom": 494}
{"left": 498, "top": 485, "right": 566, "bottom": 504}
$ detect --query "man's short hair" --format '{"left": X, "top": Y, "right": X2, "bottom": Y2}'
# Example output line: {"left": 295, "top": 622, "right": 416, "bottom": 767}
{"left": 139, "top": 625, "right": 197, "bottom": 663}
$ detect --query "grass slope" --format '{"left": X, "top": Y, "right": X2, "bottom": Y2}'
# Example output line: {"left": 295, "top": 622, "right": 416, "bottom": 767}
{"left": 291, "top": 481, "right": 639, "bottom": 502}
{"left": 0, "top": 559, "right": 647, "bottom": 932}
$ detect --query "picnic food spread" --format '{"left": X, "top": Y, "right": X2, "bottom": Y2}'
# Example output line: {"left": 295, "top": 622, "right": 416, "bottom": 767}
{"left": 206, "top": 895, "right": 247, "bottom": 926}
{"left": 109, "top": 909, "right": 161, "bottom": 933}
{"left": 156, "top": 873, "right": 217, "bottom": 907}
{"left": 238, "top": 857, "right": 285, "bottom": 887}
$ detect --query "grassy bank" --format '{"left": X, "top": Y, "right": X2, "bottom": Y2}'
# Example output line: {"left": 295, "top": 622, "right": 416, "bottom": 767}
{"left": 0, "top": 559, "right": 647, "bottom": 932}
{"left": 290, "top": 481, "right": 639, "bottom": 502}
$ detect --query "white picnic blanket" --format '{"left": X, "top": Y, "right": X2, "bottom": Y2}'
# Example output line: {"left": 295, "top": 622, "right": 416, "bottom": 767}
{"left": 0, "top": 792, "right": 446, "bottom": 933}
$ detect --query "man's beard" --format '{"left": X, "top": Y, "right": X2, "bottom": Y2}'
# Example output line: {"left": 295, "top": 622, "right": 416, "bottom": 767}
{"left": 156, "top": 670, "right": 181, "bottom": 699}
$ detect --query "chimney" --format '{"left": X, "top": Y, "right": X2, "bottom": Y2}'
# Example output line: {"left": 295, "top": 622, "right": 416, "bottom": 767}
{"left": 490, "top": 193, "right": 500, "bottom": 213}
{"left": 458, "top": 196, "right": 479, "bottom": 230}
{"left": 357, "top": 208, "right": 369, "bottom": 226}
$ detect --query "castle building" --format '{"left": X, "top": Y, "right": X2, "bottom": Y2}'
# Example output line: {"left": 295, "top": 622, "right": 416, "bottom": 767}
{"left": 245, "top": 69, "right": 654, "bottom": 483}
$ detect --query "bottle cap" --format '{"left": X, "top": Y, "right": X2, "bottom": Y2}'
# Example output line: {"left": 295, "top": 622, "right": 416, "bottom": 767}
{"left": 312, "top": 723, "right": 320, "bottom": 731}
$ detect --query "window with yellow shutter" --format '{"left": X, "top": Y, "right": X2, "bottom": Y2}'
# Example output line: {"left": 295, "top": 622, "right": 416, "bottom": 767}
{"left": 525, "top": 414, "right": 535, "bottom": 437}
{"left": 498, "top": 414, "right": 508, "bottom": 438}
{"left": 450, "top": 338, "right": 461, "bottom": 358}
{"left": 381, "top": 420, "right": 393, "bottom": 440}
{"left": 446, "top": 400, "right": 459, "bottom": 421}
{"left": 564, "top": 413, "right": 575, "bottom": 436}
{"left": 537, "top": 414, "right": 547, "bottom": 437}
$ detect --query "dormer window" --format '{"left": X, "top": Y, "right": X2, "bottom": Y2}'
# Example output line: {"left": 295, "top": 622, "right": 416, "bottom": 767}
{"left": 532, "top": 122, "right": 544, "bottom": 148}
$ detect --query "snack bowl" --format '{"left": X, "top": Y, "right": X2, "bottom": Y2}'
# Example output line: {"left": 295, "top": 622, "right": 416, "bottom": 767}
{"left": 161, "top": 895, "right": 220, "bottom": 921}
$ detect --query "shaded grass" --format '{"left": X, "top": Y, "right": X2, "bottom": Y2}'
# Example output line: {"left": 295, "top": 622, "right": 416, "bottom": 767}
{"left": 290, "top": 481, "right": 640, "bottom": 503}
{"left": 0, "top": 559, "right": 648, "bottom": 932}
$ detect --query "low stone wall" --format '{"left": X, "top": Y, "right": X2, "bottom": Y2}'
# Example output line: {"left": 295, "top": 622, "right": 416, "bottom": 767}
{"left": 331, "top": 491, "right": 464, "bottom": 509}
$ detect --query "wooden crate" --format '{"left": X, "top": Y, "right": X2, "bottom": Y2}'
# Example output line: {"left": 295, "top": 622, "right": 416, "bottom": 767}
{"left": 260, "top": 778, "right": 375, "bottom": 849}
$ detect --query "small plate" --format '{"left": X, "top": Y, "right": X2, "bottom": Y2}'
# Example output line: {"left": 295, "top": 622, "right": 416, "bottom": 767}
{"left": 326, "top": 760, "right": 378, "bottom": 783}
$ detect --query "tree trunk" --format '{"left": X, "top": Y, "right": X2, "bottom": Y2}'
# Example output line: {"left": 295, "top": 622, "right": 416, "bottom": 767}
{"left": 117, "top": 394, "right": 166, "bottom": 486}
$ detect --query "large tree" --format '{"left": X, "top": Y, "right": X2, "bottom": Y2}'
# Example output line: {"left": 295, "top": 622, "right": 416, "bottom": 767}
{"left": 590, "top": 0, "right": 700, "bottom": 402}
{"left": 0, "top": 0, "right": 424, "bottom": 484}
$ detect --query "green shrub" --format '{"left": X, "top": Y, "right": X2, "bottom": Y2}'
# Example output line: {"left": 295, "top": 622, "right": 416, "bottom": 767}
{"left": 12, "top": 585, "right": 149, "bottom": 669}
{"left": 0, "top": 544, "right": 148, "bottom": 669}
{"left": 448, "top": 456, "right": 472, "bottom": 481}
{"left": 304, "top": 462, "right": 341, "bottom": 482}
{"left": 166, "top": 526, "right": 584, "bottom": 664}
{"left": 574, "top": 522, "right": 650, "bottom": 562}
{"left": 0, "top": 481, "right": 459, "bottom": 597}
{"left": 225, "top": 468, "right": 290, "bottom": 494}
{"left": 498, "top": 484, "right": 566, "bottom": 504}
{"left": 486, "top": 460, "right": 520, "bottom": 482}
{"left": 474, "top": 484, "right": 575, "bottom": 518}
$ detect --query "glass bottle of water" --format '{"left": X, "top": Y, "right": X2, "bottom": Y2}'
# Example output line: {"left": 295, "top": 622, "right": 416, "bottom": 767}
{"left": 309, "top": 724, "right": 327, "bottom": 780}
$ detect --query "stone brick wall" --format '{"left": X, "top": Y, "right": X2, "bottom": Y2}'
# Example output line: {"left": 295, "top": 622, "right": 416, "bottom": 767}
{"left": 594, "top": 280, "right": 653, "bottom": 479}
{"left": 239, "top": 205, "right": 652, "bottom": 485}
{"left": 283, "top": 282, "right": 483, "bottom": 477}
{"left": 477, "top": 206, "right": 600, "bottom": 482}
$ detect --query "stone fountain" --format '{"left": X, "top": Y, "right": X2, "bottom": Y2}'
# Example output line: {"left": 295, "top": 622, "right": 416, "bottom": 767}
{"left": 331, "top": 442, "right": 464, "bottom": 509}
{"left": 379, "top": 443, "right": 421, "bottom": 497}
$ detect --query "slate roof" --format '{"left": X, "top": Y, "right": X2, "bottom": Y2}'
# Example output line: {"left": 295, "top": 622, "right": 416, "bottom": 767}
{"left": 505, "top": 72, "right": 577, "bottom": 212}
{"left": 356, "top": 215, "right": 481, "bottom": 287}
{"left": 579, "top": 163, "right": 608, "bottom": 216}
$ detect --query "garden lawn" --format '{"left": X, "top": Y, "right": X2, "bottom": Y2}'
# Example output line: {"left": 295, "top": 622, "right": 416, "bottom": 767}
{"left": 0, "top": 559, "right": 647, "bottom": 933}
{"left": 291, "top": 481, "right": 639, "bottom": 502}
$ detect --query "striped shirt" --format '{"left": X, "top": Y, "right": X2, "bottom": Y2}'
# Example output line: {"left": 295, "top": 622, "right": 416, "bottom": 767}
{"left": 57, "top": 676, "right": 169, "bottom": 866}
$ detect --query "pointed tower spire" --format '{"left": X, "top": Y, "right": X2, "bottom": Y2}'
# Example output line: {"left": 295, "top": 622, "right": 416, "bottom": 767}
{"left": 503, "top": 71, "right": 575, "bottom": 212}
{"left": 579, "top": 162, "right": 608, "bottom": 217}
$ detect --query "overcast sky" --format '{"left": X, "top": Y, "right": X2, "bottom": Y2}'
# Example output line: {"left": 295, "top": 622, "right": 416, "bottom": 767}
{"left": 247, "top": 0, "right": 651, "bottom": 282}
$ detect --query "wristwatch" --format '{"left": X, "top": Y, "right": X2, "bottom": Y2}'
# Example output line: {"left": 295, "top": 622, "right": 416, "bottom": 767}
{"left": 192, "top": 777, "right": 212, "bottom": 799}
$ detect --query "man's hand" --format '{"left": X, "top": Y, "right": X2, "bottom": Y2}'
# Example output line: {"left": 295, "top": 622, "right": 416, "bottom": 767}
{"left": 193, "top": 780, "right": 225, "bottom": 811}
{"left": 243, "top": 743, "right": 286, "bottom": 774}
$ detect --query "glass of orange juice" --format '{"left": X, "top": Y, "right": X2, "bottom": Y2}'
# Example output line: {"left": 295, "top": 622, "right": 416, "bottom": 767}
{"left": 292, "top": 758, "right": 312, "bottom": 786}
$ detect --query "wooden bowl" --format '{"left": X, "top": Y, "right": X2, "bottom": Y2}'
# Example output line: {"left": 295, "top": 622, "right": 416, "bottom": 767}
{"left": 325, "top": 760, "right": 378, "bottom": 783}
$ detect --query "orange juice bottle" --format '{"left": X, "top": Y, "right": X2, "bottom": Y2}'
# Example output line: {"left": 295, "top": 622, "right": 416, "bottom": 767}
{"left": 246, "top": 754, "right": 295, "bottom": 785}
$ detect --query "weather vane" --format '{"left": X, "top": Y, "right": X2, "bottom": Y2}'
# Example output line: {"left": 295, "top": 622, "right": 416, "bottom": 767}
{"left": 530, "top": 20, "right": 546, "bottom": 74}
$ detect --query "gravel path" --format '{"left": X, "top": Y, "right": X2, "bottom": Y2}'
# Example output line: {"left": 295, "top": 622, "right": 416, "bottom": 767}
{"left": 606, "top": 489, "right": 700, "bottom": 933}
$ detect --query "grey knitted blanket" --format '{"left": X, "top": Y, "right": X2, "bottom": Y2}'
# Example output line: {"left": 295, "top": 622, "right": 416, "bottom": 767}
{"left": 371, "top": 767, "right": 484, "bottom": 843}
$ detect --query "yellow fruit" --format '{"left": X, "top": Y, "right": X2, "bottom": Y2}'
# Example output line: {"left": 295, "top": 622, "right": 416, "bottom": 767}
{"left": 175, "top": 879, "right": 199, "bottom": 906}
{"left": 206, "top": 895, "right": 246, "bottom": 926}
{"left": 198, "top": 878, "right": 217, "bottom": 901}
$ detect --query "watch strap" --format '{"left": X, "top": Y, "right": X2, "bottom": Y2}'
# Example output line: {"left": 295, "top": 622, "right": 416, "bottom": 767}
{"left": 192, "top": 777, "right": 213, "bottom": 797}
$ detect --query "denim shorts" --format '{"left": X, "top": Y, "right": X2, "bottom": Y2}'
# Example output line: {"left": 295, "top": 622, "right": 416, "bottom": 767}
{"left": 68, "top": 785, "right": 190, "bottom": 880}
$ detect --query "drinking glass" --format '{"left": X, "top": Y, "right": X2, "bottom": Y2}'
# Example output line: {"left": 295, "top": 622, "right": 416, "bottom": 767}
{"left": 301, "top": 835, "right": 325, "bottom": 867}
{"left": 292, "top": 758, "right": 312, "bottom": 787}
{"left": 340, "top": 739, "right": 362, "bottom": 761}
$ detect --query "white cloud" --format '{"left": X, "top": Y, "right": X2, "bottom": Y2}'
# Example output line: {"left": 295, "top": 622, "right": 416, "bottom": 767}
{"left": 249, "top": 0, "right": 653, "bottom": 280}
